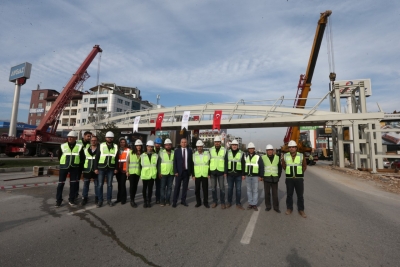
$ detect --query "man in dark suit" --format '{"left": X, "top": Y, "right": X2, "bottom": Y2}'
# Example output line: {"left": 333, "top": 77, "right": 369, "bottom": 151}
{"left": 172, "top": 138, "right": 193, "bottom": 207}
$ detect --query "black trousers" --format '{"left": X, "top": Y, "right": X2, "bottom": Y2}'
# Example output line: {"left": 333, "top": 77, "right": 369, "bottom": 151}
{"left": 285, "top": 178, "right": 304, "bottom": 211}
{"left": 128, "top": 174, "right": 140, "bottom": 202}
{"left": 173, "top": 170, "right": 190, "bottom": 204}
{"left": 154, "top": 178, "right": 161, "bottom": 201}
{"left": 142, "top": 179, "right": 154, "bottom": 201}
{"left": 195, "top": 177, "right": 209, "bottom": 205}
{"left": 264, "top": 181, "right": 279, "bottom": 210}
{"left": 116, "top": 172, "right": 127, "bottom": 202}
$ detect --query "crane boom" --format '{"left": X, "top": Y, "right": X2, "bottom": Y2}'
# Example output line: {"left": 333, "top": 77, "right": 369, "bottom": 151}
{"left": 37, "top": 45, "right": 102, "bottom": 133}
{"left": 283, "top": 11, "right": 332, "bottom": 151}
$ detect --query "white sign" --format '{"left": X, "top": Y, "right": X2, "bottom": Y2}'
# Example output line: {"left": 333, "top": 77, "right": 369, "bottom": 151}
{"left": 181, "top": 111, "right": 190, "bottom": 130}
{"left": 133, "top": 116, "right": 141, "bottom": 133}
{"left": 29, "top": 108, "right": 44, "bottom": 113}
{"left": 333, "top": 79, "right": 372, "bottom": 98}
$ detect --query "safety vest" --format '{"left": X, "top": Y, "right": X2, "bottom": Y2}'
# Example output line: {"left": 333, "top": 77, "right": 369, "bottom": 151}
{"left": 97, "top": 143, "right": 118, "bottom": 169}
{"left": 227, "top": 150, "right": 243, "bottom": 172}
{"left": 128, "top": 152, "right": 141, "bottom": 175}
{"left": 77, "top": 140, "right": 90, "bottom": 149}
{"left": 60, "top": 142, "right": 83, "bottom": 169}
{"left": 210, "top": 147, "right": 226, "bottom": 172}
{"left": 262, "top": 155, "right": 279, "bottom": 177}
{"left": 140, "top": 153, "right": 158, "bottom": 180}
{"left": 245, "top": 154, "right": 260, "bottom": 176}
{"left": 193, "top": 151, "right": 210, "bottom": 178}
{"left": 118, "top": 148, "right": 130, "bottom": 172}
{"left": 83, "top": 147, "right": 97, "bottom": 173}
{"left": 159, "top": 150, "right": 174, "bottom": 175}
{"left": 284, "top": 152, "right": 304, "bottom": 178}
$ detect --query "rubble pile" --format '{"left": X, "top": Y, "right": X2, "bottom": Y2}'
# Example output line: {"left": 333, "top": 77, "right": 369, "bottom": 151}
{"left": 318, "top": 165, "right": 400, "bottom": 194}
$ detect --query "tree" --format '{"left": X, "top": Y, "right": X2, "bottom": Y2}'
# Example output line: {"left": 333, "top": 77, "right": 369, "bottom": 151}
{"left": 96, "top": 122, "right": 121, "bottom": 143}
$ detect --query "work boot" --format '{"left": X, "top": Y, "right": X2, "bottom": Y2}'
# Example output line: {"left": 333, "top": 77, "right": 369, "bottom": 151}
{"left": 81, "top": 198, "right": 88, "bottom": 206}
{"left": 97, "top": 201, "right": 103, "bottom": 208}
{"left": 195, "top": 203, "right": 201, "bottom": 208}
{"left": 55, "top": 200, "right": 62, "bottom": 208}
{"left": 226, "top": 203, "right": 232, "bottom": 209}
{"left": 285, "top": 209, "right": 292, "bottom": 215}
{"left": 236, "top": 205, "right": 245, "bottom": 210}
{"left": 107, "top": 200, "right": 113, "bottom": 207}
{"left": 211, "top": 203, "right": 217, "bottom": 208}
{"left": 221, "top": 204, "right": 226, "bottom": 209}
{"left": 204, "top": 204, "right": 210, "bottom": 208}
{"left": 68, "top": 200, "right": 76, "bottom": 207}
{"left": 143, "top": 201, "right": 148, "bottom": 208}
{"left": 166, "top": 200, "right": 171, "bottom": 206}
{"left": 160, "top": 201, "right": 165, "bottom": 207}
{"left": 299, "top": 211, "right": 307, "bottom": 218}
{"left": 95, "top": 196, "right": 99, "bottom": 205}
{"left": 147, "top": 201, "right": 152, "bottom": 208}
{"left": 246, "top": 205, "right": 253, "bottom": 210}
{"left": 253, "top": 205, "right": 258, "bottom": 211}
{"left": 156, "top": 200, "right": 160, "bottom": 204}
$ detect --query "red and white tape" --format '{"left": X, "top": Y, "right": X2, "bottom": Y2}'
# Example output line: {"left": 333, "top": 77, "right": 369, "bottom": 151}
{"left": 0, "top": 182, "right": 58, "bottom": 190}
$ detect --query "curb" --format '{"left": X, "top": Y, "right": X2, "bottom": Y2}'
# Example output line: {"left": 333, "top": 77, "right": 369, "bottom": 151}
{"left": 0, "top": 165, "right": 58, "bottom": 173}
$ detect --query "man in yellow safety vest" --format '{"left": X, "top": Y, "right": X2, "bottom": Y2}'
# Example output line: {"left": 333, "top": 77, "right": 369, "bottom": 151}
{"left": 261, "top": 144, "right": 282, "bottom": 213}
{"left": 209, "top": 136, "right": 226, "bottom": 209}
{"left": 244, "top": 142, "right": 264, "bottom": 211}
{"left": 140, "top": 140, "right": 158, "bottom": 208}
{"left": 192, "top": 140, "right": 210, "bottom": 208}
{"left": 157, "top": 138, "right": 175, "bottom": 206}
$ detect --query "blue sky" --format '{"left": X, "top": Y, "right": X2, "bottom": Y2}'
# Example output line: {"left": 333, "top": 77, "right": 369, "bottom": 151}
{"left": 0, "top": 0, "right": 399, "bottom": 148}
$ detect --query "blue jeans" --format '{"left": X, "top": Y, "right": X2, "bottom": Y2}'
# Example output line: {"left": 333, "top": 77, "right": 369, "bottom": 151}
{"left": 82, "top": 172, "right": 98, "bottom": 198}
{"left": 97, "top": 168, "right": 114, "bottom": 202}
{"left": 227, "top": 175, "right": 242, "bottom": 205}
{"left": 210, "top": 174, "right": 225, "bottom": 204}
{"left": 160, "top": 175, "right": 174, "bottom": 202}
{"left": 246, "top": 176, "right": 259, "bottom": 206}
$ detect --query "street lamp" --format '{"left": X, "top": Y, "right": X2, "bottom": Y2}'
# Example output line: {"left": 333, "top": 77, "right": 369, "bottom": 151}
{"left": 157, "top": 94, "right": 160, "bottom": 107}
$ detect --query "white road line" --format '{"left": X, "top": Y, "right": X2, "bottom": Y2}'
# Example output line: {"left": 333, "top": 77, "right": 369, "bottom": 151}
{"left": 240, "top": 210, "right": 260, "bottom": 245}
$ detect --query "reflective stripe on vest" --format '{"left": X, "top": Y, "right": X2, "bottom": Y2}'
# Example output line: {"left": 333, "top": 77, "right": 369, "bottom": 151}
{"left": 262, "top": 155, "right": 279, "bottom": 177}
{"left": 140, "top": 153, "right": 158, "bottom": 179}
{"left": 284, "top": 152, "right": 304, "bottom": 178}
{"left": 128, "top": 152, "right": 141, "bottom": 175}
{"left": 210, "top": 147, "right": 226, "bottom": 172}
{"left": 160, "top": 150, "right": 174, "bottom": 175}
{"left": 193, "top": 151, "right": 210, "bottom": 178}
{"left": 227, "top": 150, "right": 242, "bottom": 172}
{"left": 118, "top": 148, "right": 130, "bottom": 171}
{"left": 98, "top": 143, "right": 118, "bottom": 168}
{"left": 60, "top": 142, "right": 83, "bottom": 169}
{"left": 83, "top": 147, "right": 96, "bottom": 173}
{"left": 245, "top": 154, "right": 260, "bottom": 175}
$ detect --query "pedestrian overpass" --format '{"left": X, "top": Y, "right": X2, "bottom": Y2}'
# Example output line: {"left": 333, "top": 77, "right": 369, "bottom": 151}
{"left": 75, "top": 87, "right": 398, "bottom": 173}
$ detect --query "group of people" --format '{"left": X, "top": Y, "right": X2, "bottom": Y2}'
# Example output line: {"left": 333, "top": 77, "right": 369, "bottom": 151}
{"left": 56, "top": 131, "right": 307, "bottom": 218}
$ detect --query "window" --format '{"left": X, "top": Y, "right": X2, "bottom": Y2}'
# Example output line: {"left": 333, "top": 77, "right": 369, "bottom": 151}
{"left": 84, "top": 98, "right": 88, "bottom": 103}
{"left": 125, "top": 101, "right": 130, "bottom": 106}
{"left": 38, "top": 103, "right": 43, "bottom": 108}
{"left": 78, "top": 109, "right": 81, "bottom": 113}
{"left": 117, "top": 99, "right": 123, "bottom": 104}
{"left": 82, "top": 119, "right": 86, "bottom": 123}
{"left": 31, "top": 103, "right": 35, "bottom": 108}
{"left": 35, "top": 119, "right": 41, "bottom": 125}
{"left": 101, "top": 108, "right": 107, "bottom": 112}
{"left": 79, "top": 100, "right": 81, "bottom": 104}
{"left": 77, "top": 120, "right": 80, "bottom": 124}
{"left": 29, "top": 120, "right": 32, "bottom": 125}
{"left": 116, "top": 108, "right": 122, "bottom": 112}
{"left": 46, "top": 102, "right": 51, "bottom": 106}
{"left": 37, "top": 113, "right": 42, "bottom": 117}
{"left": 83, "top": 108, "right": 87, "bottom": 112}
{"left": 39, "top": 93, "right": 44, "bottom": 100}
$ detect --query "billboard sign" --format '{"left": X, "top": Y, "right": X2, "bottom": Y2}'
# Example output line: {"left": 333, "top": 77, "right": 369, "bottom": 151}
{"left": 300, "top": 126, "right": 319, "bottom": 130}
{"left": 9, "top": 62, "right": 32, "bottom": 82}
{"left": 332, "top": 79, "right": 371, "bottom": 98}
{"left": 29, "top": 108, "right": 44, "bottom": 113}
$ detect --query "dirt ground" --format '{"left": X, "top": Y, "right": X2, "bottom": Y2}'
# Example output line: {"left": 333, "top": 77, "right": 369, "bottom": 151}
{"left": 317, "top": 164, "right": 400, "bottom": 194}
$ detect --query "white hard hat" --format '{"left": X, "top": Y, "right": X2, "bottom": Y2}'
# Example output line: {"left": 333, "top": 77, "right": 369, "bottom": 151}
{"left": 196, "top": 140, "right": 204, "bottom": 146}
{"left": 164, "top": 138, "right": 172, "bottom": 145}
{"left": 247, "top": 142, "right": 255, "bottom": 149}
{"left": 288, "top": 140, "right": 297, "bottom": 147}
{"left": 146, "top": 140, "right": 154, "bottom": 146}
{"left": 231, "top": 140, "right": 239, "bottom": 145}
{"left": 105, "top": 131, "right": 114, "bottom": 138}
{"left": 67, "top": 131, "right": 77, "bottom": 137}
{"left": 134, "top": 140, "right": 143, "bottom": 146}
{"left": 214, "top": 136, "right": 222, "bottom": 142}
{"left": 266, "top": 144, "right": 274, "bottom": 150}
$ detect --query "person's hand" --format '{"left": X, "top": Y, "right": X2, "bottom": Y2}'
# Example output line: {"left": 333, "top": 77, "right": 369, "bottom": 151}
{"left": 224, "top": 173, "right": 227, "bottom": 178}
{"left": 159, "top": 174, "right": 162, "bottom": 179}
{"left": 259, "top": 177, "right": 262, "bottom": 181}
{"left": 208, "top": 176, "right": 210, "bottom": 179}
{"left": 175, "top": 173, "right": 178, "bottom": 177}
{"left": 242, "top": 176, "right": 245, "bottom": 180}
{"left": 94, "top": 170, "right": 99, "bottom": 175}
{"left": 114, "top": 170, "right": 118, "bottom": 174}
{"left": 192, "top": 176, "right": 196, "bottom": 180}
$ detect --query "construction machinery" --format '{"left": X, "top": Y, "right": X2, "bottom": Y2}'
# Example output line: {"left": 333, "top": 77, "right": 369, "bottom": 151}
{"left": 0, "top": 45, "right": 102, "bottom": 157}
{"left": 282, "top": 10, "right": 332, "bottom": 153}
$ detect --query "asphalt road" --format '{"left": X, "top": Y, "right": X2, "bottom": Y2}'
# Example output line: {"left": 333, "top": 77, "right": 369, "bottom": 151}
{"left": 1, "top": 165, "right": 399, "bottom": 267}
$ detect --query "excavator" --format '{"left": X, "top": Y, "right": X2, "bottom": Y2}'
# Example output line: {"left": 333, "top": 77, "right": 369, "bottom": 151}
{"left": 1, "top": 45, "right": 102, "bottom": 156}
{"left": 281, "top": 10, "right": 333, "bottom": 153}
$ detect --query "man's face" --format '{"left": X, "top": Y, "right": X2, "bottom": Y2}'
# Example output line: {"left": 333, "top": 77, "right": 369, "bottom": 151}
{"left": 90, "top": 138, "right": 98, "bottom": 146}
{"left": 147, "top": 146, "right": 154, "bottom": 153}
{"left": 267, "top": 149, "right": 273, "bottom": 156}
{"left": 106, "top": 137, "right": 113, "bottom": 143}
{"left": 231, "top": 144, "right": 238, "bottom": 151}
{"left": 214, "top": 141, "right": 221, "bottom": 148}
{"left": 289, "top": 146, "right": 297, "bottom": 153}
{"left": 164, "top": 144, "right": 172, "bottom": 151}
{"left": 155, "top": 144, "right": 161, "bottom": 149}
{"left": 84, "top": 133, "right": 91, "bottom": 142}
{"left": 180, "top": 139, "right": 187, "bottom": 148}
{"left": 248, "top": 148, "right": 255, "bottom": 154}
{"left": 67, "top": 137, "right": 76, "bottom": 143}
{"left": 197, "top": 146, "right": 203, "bottom": 153}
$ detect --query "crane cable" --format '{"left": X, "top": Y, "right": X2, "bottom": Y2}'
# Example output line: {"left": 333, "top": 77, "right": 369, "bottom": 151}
{"left": 96, "top": 52, "right": 102, "bottom": 113}
{"left": 326, "top": 16, "right": 336, "bottom": 82}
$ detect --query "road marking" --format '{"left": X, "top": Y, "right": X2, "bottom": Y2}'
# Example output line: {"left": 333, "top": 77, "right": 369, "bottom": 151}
{"left": 240, "top": 209, "right": 260, "bottom": 245}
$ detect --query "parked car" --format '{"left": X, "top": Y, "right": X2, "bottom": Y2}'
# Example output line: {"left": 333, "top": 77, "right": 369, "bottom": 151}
{"left": 390, "top": 160, "right": 400, "bottom": 169}
{"left": 383, "top": 158, "right": 391, "bottom": 168}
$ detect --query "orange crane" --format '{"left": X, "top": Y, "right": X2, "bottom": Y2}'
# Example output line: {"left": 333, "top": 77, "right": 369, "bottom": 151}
{"left": 1, "top": 45, "right": 102, "bottom": 157}
{"left": 282, "top": 10, "right": 332, "bottom": 153}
